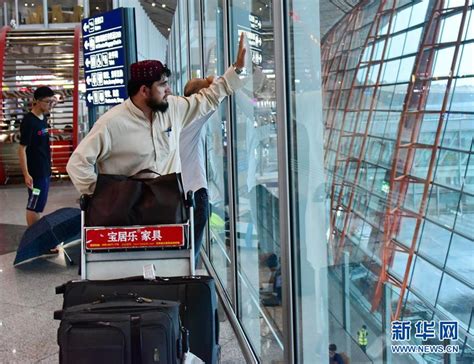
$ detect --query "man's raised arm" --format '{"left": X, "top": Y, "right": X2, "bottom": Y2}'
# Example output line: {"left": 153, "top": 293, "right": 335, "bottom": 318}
{"left": 172, "top": 33, "right": 248, "bottom": 128}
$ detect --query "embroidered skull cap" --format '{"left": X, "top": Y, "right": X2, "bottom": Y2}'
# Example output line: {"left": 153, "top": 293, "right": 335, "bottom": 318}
{"left": 130, "top": 60, "right": 166, "bottom": 83}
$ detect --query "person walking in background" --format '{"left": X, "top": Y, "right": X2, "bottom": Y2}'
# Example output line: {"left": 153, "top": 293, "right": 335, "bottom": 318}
{"left": 357, "top": 324, "right": 369, "bottom": 353}
{"left": 180, "top": 76, "right": 216, "bottom": 265}
{"left": 329, "top": 343, "right": 345, "bottom": 364}
{"left": 18, "top": 86, "right": 55, "bottom": 226}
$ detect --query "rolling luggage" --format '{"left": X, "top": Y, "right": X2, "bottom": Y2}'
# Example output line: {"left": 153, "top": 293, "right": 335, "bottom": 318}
{"left": 56, "top": 275, "right": 219, "bottom": 364}
{"left": 56, "top": 176, "right": 219, "bottom": 362}
{"left": 55, "top": 294, "right": 186, "bottom": 364}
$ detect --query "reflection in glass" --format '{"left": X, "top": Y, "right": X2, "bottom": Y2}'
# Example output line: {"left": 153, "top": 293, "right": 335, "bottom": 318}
{"left": 179, "top": 0, "right": 188, "bottom": 91}
{"left": 322, "top": 1, "right": 474, "bottom": 362}
{"left": 188, "top": 0, "right": 201, "bottom": 78}
{"left": 89, "top": 1, "right": 112, "bottom": 18}
{"left": 229, "top": 0, "right": 284, "bottom": 361}
{"left": 202, "top": 0, "right": 232, "bottom": 298}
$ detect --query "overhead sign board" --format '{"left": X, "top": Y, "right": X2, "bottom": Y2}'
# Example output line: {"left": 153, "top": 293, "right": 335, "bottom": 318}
{"left": 82, "top": 8, "right": 129, "bottom": 107}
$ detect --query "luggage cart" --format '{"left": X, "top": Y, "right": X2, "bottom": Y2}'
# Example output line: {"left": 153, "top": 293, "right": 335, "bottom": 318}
{"left": 79, "top": 192, "right": 195, "bottom": 279}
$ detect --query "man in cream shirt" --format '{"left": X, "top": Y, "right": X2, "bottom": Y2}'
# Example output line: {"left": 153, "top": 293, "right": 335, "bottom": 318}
{"left": 67, "top": 34, "right": 246, "bottom": 195}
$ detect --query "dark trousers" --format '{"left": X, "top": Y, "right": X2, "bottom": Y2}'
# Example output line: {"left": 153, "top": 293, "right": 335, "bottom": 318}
{"left": 193, "top": 188, "right": 209, "bottom": 264}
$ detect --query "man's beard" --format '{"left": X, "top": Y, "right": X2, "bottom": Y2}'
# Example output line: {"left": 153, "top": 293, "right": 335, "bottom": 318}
{"left": 146, "top": 97, "right": 169, "bottom": 113}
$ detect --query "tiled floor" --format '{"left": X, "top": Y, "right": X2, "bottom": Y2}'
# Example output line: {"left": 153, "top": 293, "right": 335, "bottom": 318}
{"left": 0, "top": 181, "right": 246, "bottom": 363}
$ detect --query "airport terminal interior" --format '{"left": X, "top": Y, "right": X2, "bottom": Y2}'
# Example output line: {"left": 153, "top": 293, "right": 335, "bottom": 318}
{"left": 0, "top": 0, "right": 473, "bottom": 363}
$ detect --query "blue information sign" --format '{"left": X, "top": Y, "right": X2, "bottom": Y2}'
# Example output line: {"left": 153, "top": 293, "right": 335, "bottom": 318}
{"left": 82, "top": 8, "right": 128, "bottom": 106}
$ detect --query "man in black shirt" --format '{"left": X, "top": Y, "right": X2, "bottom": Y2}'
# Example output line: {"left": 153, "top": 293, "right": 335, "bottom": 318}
{"left": 18, "top": 86, "right": 55, "bottom": 226}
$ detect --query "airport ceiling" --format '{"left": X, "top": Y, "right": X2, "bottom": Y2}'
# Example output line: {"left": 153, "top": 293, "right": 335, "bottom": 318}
{"left": 138, "top": 0, "right": 359, "bottom": 38}
{"left": 139, "top": 0, "right": 177, "bottom": 37}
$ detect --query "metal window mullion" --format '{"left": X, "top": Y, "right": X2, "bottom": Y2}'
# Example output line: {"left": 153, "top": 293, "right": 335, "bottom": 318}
{"left": 14, "top": 0, "right": 18, "bottom": 26}
{"left": 222, "top": 0, "right": 238, "bottom": 316}
{"left": 84, "top": 0, "right": 90, "bottom": 18}
{"left": 42, "top": 0, "right": 48, "bottom": 28}
{"left": 177, "top": 2, "right": 182, "bottom": 91}
{"left": 198, "top": 0, "right": 204, "bottom": 76}
{"left": 185, "top": 0, "right": 191, "bottom": 80}
{"left": 273, "top": 2, "right": 294, "bottom": 364}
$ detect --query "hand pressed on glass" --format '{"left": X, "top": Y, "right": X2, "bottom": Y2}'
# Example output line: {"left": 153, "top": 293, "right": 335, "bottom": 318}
{"left": 233, "top": 33, "right": 247, "bottom": 73}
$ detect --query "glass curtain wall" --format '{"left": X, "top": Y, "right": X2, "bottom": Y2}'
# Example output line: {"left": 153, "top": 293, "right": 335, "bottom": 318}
{"left": 169, "top": 0, "right": 327, "bottom": 362}
{"left": 178, "top": 0, "right": 188, "bottom": 92}
{"left": 228, "top": 1, "right": 283, "bottom": 361}
{"left": 202, "top": 0, "right": 232, "bottom": 297}
{"left": 322, "top": 0, "right": 474, "bottom": 363}
{"left": 188, "top": 0, "right": 202, "bottom": 79}
{"left": 283, "top": 0, "right": 329, "bottom": 362}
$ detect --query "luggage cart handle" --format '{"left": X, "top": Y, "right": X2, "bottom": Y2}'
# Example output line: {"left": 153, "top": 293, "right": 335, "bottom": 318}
{"left": 186, "top": 191, "right": 195, "bottom": 276}
{"left": 185, "top": 191, "right": 194, "bottom": 208}
{"left": 79, "top": 194, "right": 91, "bottom": 211}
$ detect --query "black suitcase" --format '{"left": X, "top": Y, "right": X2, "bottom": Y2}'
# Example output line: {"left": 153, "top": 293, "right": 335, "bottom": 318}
{"left": 56, "top": 275, "right": 219, "bottom": 364}
{"left": 55, "top": 295, "right": 185, "bottom": 364}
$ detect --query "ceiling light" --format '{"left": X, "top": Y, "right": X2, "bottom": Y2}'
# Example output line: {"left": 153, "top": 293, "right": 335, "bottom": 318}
{"left": 25, "top": 3, "right": 28, "bottom": 6}
{"left": 162, "top": 3, "right": 166, "bottom": 8}
{"left": 152, "top": 2, "right": 156, "bottom": 6}
{"left": 167, "top": 27, "right": 171, "bottom": 31}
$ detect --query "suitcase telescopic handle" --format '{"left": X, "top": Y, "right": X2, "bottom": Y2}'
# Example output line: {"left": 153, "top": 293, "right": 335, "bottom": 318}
{"left": 94, "top": 292, "right": 152, "bottom": 304}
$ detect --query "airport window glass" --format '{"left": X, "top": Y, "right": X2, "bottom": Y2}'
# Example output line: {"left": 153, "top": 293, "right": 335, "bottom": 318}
{"left": 457, "top": 43, "right": 474, "bottom": 76}
{"left": 228, "top": 0, "right": 284, "bottom": 361}
{"left": 188, "top": 0, "right": 202, "bottom": 78}
{"left": 408, "top": 0, "right": 429, "bottom": 27}
{"left": 438, "top": 12, "right": 463, "bottom": 43}
{"left": 88, "top": 0, "right": 112, "bottom": 18}
{"left": 46, "top": 0, "right": 84, "bottom": 23}
{"left": 17, "top": 1, "right": 43, "bottom": 24}
{"left": 178, "top": 0, "right": 188, "bottom": 88}
{"left": 403, "top": 291, "right": 434, "bottom": 322}
{"left": 464, "top": 9, "right": 474, "bottom": 39}
{"left": 417, "top": 220, "right": 451, "bottom": 266}
{"left": 2, "top": 1, "right": 15, "bottom": 27}
{"left": 202, "top": 0, "right": 232, "bottom": 297}
{"left": 446, "top": 233, "right": 474, "bottom": 285}
{"left": 322, "top": 1, "right": 474, "bottom": 362}
{"left": 437, "top": 273, "right": 473, "bottom": 327}
{"left": 432, "top": 47, "right": 455, "bottom": 78}
{"left": 174, "top": 6, "right": 183, "bottom": 93}
{"left": 455, "top": 192, "right": 474, "bottom": 238}
{"left": 450, "top": 77, "right": 474, "bottom": 112}
{"left": 285, "top": 0, "right": 330, "bottom": 361}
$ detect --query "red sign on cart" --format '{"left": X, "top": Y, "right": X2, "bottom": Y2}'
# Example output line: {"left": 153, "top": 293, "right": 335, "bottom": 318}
{"left": 85, "top": 225, "right": 185, "bottom": 250}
